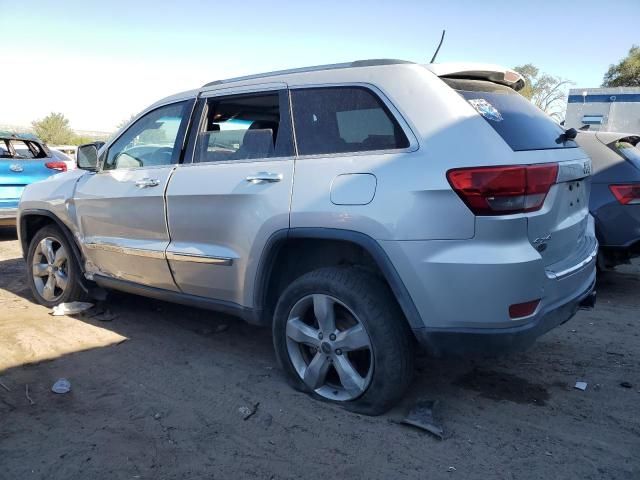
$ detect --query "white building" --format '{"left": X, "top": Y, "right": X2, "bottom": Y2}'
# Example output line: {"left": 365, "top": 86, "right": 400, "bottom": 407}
{"left": 564, "top": 87, "right": 640, "bottom": 133}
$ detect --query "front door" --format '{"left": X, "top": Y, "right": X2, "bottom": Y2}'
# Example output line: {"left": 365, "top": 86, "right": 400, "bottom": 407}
{"left": 75, "top": 99, "right": 194, "bottom": 290}
{"left": 165, "top": 86, "right": 294, "bottom": 307}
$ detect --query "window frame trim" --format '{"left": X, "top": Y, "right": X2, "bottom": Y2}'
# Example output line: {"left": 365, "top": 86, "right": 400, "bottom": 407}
{"left": 182, "top": 83, "right": 295, "bottom": 167}
{"left": 288, "top": 82, "right": 418, "bottom": 160}
{"left": 97, "top": 97, "right": 196, "bottom": 173}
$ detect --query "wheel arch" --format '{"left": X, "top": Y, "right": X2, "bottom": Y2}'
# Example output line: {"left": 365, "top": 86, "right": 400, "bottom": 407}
{"left": 19, "top": 209, "right": 85, "bottom": 272}
{"left": 253, "top": 228, "right": 423, "bottom": 330}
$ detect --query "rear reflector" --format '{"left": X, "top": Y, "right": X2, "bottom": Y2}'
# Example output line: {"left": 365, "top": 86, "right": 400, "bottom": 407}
{"left": 609, "top": 184, "right": 640, "bottom": 205}
{"left": 45, "top": 161, "right": 67, "bottom": 172}
{"left": 447, "top": 164, "right": 558, "bottom": 215}
{"left": 509, "top": 299, "right": 540, "bottom": 319}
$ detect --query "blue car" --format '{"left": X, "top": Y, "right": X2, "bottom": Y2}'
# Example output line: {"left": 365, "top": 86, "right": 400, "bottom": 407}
{"left": 0, "top": 133, "right": 69, "bottom": 226}
{"left": 575, "top": 131, "right": 640, "bottom": 269}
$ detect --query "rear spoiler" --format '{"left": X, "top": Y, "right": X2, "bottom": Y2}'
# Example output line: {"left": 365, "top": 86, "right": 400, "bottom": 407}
{"left": 424, "top": 62, "right": 525, "bottom": 91}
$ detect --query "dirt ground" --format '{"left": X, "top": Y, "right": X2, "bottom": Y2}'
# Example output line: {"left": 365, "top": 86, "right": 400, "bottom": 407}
{"left": 0, "top": 226, "right": 638, "bottom": 480}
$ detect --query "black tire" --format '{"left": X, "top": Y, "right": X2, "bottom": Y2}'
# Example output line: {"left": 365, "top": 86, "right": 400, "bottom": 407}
{"left": 26, "top": 224, "right": 88, "bottom": 307}
{"left": 273, "top": 267, "right": 414, "bottom": 415}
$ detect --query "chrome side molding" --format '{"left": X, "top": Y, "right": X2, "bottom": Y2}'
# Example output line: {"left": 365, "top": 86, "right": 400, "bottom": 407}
{"left": 166, "top": 251, "right": 234, "bottom": 266}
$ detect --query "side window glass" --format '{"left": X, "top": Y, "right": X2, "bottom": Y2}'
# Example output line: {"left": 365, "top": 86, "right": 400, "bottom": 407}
{"left": 194, "top": 91, "right": 292, "bottom": 163}
{"left": 0, "top": 140, "right": 11, "bottom": 158}
{"left": 104, "top": 101, "right": 189, "bottom": 170}
{"left": 291, "top": 87, "right": 409, "bottom": 156}
{"left": 11, "top": 140, "right": 35, "bottom": 159}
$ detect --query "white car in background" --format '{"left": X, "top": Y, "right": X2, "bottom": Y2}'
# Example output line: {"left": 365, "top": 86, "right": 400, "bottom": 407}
{"left": 49, "top": 145, "right": 77, "bottom": 171}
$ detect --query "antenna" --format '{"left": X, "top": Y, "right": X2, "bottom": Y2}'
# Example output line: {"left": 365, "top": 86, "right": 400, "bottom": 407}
{"left": 430, "top": 30, "right": 446, "bottom": 64}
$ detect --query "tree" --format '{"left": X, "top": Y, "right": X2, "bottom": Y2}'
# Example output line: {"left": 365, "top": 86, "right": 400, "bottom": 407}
{"left": 116, "top": 114, "right": 137, "bottom": 130}
{"left": 602, "top": 45, "right": 640, "bottom": 87}
{"left": 31, "top": 113, "right": 75, "bottom": 145}
{"left": 514, "top": 64, "right": 573, "bottom": 120}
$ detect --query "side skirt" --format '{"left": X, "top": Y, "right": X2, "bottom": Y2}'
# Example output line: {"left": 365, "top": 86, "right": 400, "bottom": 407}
{"left": 94, "top": 274, "right": 262, "bottom": 325}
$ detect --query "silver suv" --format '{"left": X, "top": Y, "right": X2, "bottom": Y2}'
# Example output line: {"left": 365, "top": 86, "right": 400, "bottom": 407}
{"left": 18, "top": 60, "right": 597, "bottom": 415}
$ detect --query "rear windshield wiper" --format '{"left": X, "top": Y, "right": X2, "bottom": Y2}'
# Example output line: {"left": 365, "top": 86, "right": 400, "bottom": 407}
{"left": 556, "top": 127, "right": 577, "bottom": 144}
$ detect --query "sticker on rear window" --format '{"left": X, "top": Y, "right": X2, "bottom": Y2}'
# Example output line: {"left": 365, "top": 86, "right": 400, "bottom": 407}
{"left": 467, "top": 99, "right": 503, "bottom": 122}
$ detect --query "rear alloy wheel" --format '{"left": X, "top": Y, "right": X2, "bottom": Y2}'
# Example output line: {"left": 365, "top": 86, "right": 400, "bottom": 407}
{"left": 27, "top": 225, "right": 87, "bottom": 307}
{"left": 286, "top": 293, "right": 373, "bottom": 401}
{"left": 273, "top": 267, "right": 414, "bottom": 415}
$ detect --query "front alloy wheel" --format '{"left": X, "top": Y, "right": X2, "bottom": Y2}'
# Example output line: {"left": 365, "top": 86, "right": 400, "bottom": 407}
{"left": 31, "top": 237, "right": 69, "bottom": 302}
{"left": 26, "top": 225, "right": 87, "bottom": 307}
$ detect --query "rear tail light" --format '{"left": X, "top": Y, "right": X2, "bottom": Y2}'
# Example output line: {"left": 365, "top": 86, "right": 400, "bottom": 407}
{"left": 447, "top": 164, "right": 558, "bottom": 215}
{"left": 45, "top": 161, "right": 67, "bottom": 172}
{"left": 509, "top": 299, "right": 540, "bottom": 319}
{"left": 609, "top": 184, "right": 640, "bottom": 205}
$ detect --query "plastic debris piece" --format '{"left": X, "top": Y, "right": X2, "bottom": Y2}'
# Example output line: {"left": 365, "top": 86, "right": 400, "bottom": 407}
{"left": 447, "top": 466, "right": 456, "bottom": 472}
{"left": 94, "top": 309, "right": 117, "bottom": 322}
{"left": 25, "top": 384, "right": 35, "bottom": 405}
{"left": 239, "top": 402, "right": 260, "bottom": 420}
{"left": 402, "top": 400, "right": 444, "bottom": 439}
{"left": 51, "top": 302, "right": 94, "bottom": 316}
{"left": 51, "top": 378, "right": 71, "bottom": 394}
{"left": 620, "top": 381, "right": 632, "bottom": 389}
{"left": 574, "top": 381, "right": 588, "bottom": 391}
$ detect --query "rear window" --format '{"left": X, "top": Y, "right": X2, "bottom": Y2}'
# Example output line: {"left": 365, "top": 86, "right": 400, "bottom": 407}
{"left": 443, "top": 78, "right": 577, "bottom": 152}
{"left": 291, "top": 87, "right": 409, "bottom": 156}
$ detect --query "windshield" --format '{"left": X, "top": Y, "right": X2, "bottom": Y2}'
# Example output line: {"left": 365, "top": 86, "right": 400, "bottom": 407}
{"left": 443, "top": 78, "right": 577, "bottom": 152}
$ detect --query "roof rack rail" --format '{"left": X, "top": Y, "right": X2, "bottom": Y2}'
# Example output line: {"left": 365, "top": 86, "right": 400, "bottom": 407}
{"left": 203, "top": 59, "right": 413, "bottom": 87}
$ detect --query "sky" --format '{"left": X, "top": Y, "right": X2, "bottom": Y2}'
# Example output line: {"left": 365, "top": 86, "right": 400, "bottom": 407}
{"left": 1, "top": 0, "right": 638, "bottom": 132}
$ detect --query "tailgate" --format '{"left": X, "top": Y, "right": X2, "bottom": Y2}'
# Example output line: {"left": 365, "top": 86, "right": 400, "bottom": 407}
{"left": 528, "top": 158, "right": 592, "bottom": 268}
{"left": 0, "top": 159, "right": 54, "bottom": 189}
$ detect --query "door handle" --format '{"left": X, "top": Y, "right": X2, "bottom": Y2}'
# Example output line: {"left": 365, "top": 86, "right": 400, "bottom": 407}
{"left": 135, "top": 178, "right": 160, "bottom": 188}
{"left": 246, "top": 172, "right": 283, "bottom": 184}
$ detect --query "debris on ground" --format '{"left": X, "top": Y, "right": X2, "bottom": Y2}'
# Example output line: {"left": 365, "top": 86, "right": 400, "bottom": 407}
{"left": 0, "top": 380, "right": 10, "bottom": 392}
{"left": 239, "top": 402, "right": 260, "bottom": 420}
{"left": 51, "top": 302, "right": 94, "bottom": 316}
{"left": 51, "top": 378, "right": 71, "bottom": 394}
{"left": 25, "top": 384, "right": 35, "bottom": 405}
{"left": 574, "top": 381, "right": 588, "bottom": 391}
{"left": 90, "top": 308, "right": 118, "bottom": 322}
{"left": 154, "top": 412, "right": 162, "bottom": 420}
{"left": 620, "top": 381, "right": 632, "bottom": 389}
{"left": 199, "top": 324, "right": 229, "bottom": 335}
{"left": 447, "top": 466, "right": 456, "bottom": 472}
{"left": 402, "top": 400, "right": 444, "bottom": 439}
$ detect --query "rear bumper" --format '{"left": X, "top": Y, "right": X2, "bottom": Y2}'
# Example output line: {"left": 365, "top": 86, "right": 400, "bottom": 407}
{"left": 592, "top": 197, "right": 640, "bottom": 249}
{"left": 413, "top": 279, "right": 596, "bottom": 356}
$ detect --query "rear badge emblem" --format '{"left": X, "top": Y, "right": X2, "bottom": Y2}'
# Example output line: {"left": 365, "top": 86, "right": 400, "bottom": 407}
{"left": 468, "top": 99, "right": 503, "bottom": 122}
{"left": 9, "top": 164, "right": 23, "bottom": 173}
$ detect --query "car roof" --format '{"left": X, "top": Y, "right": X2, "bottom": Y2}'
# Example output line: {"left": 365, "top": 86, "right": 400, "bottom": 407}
{"left": 149, "top": 59, "right": 523, "bottom": 108}
{"left": 201, "top": 59, "right": 414, "bottom": 87}
{"left": 0, "top": 131, "right": 42, "bottom": 143}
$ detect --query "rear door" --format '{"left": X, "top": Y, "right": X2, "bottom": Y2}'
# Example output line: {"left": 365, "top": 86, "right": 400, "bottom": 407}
{"left": 74, "top": 99, "right": 195, "bottom": 290}
{"left": 165, "top": 84, "right": 294, "bottom": 307}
